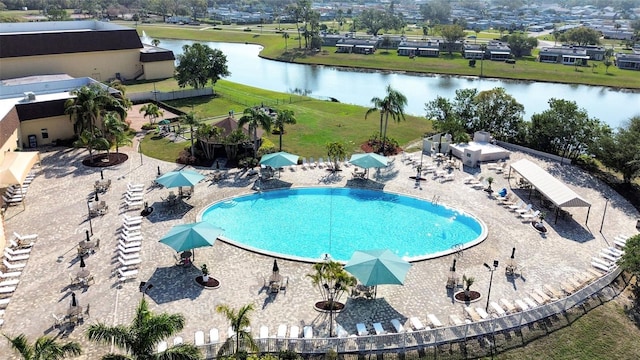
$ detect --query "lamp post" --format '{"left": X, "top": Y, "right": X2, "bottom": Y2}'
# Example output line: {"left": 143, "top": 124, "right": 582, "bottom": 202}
{"left": 600, "top": 197, "right": 609, "bottom": 233}
{"left": 483, "top": 260, "right": 499, "bottom": 311}
{"left": 323, "top": 281, "right": 341, "bottom": 337}
{"left": 139, "top": 282, "right": 153, "bottom": 298}
{"left": 86, "top": 200, "right": 93, "bottom": 236}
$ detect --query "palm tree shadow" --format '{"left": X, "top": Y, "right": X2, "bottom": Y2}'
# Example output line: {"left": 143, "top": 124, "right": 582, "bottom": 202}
{"left": 145, "top": 266, "right": 204, "bottom": 304}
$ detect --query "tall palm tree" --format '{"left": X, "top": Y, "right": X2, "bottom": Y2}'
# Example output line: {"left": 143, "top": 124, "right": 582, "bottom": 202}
{"left": 103, "top": 112, "right": 131, "bottom": 154}
{"left": 139, "top": 103, "right": 164, "bottom": 125}
{"left": 86, "top": 298, "right": 202, "bottom": 360}
{"left": 365, "top": 85, "right": 407, "bottom": 154}
{"left": 282, "top": 32, "right": 290, "bottom": 50}
{"left": 215, "top": 304, "right": 259, "bottom": 358}
{"left": 4, "top": 333, "right": 82, "bottom": 360}
{"left": 238, "top": 107, "right": 272, "bottom": 158}
{"left": 273, "top": 109, "right": 297, "bottom": 151}
{"left": 180, "top": 112, "right": 200, "bottom": 157}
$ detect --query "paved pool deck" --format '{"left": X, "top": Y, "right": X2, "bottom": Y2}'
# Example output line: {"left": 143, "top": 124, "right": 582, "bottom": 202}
{"left": 0, "top": 146, "right": 637, "bottom": 359}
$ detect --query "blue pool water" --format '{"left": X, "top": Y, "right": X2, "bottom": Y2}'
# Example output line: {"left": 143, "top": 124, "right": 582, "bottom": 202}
{"left": 200, "top": 188, "right": 486, "bottom": 262}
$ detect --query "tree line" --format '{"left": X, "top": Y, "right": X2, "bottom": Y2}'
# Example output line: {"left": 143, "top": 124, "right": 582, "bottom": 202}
{"left": 425, "top": 87, "right": 640, "bottom": 183}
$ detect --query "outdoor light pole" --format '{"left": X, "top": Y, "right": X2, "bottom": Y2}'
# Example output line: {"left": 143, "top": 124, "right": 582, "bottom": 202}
{"left": 86, "top": 200, "right": 93, "bottom": 236}
{"left": 323, "top": 282, "right": 341, "bottom": 337}
{"left": 484, "top": 260, "right": 499, "bottom": 311}
{"left": 600, "top": 197, "right": 609, "bottom": 233}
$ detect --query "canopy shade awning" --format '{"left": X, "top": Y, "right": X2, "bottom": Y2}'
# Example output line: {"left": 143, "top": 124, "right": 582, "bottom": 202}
{"left": 510, "top": 159, "right": 591, "bottom": 208}
{"left": 0, "top": 151, "right": 40, "bottom": 187}
{"left": 509, "top": 159, "right": 591, "bottom": 224}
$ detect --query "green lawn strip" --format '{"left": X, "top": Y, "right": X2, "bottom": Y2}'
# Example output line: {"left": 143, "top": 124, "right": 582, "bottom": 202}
{"left": 135, "top": 25, "right": 640, "bottom": 89}
{"left": 137, "top": 80, "right": 430, "bottom": 160}
{"left": 496, "top": 301, "right": 640, "bottom": 360}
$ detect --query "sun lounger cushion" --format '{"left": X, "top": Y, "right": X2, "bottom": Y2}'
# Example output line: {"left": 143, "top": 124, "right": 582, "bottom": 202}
{"left": 390, "top": 318, "right": 405, "bottom": 333}
{"left": 356, "top": 323, "right": 368, "bottom": 336}
{"left": 277, "top": 324, "right": 287, "bottom": 338}
{"left": 410, "top": 317, "right": 425, "bottom": 330}
{"left": 303, "top": 326, "right": 313, "bottom": 339}
{"left": 209, "top": 328, "right": 219, "bottom": 343}
{"left": 195, "top": 331, "right": 205, "bottom": 346}
{"left": 289, "top": 325, "right": 299, "bottom": 339}
{"left": 373, "top": 322, "right": 386, "bottom": 335}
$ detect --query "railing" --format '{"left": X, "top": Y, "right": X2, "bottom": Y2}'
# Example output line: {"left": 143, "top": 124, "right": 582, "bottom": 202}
{"left": 128, "top": 88, "right": 214, "bottom": 103}
{"left": 199, "top": 268, "right": 623, "bottom": 358}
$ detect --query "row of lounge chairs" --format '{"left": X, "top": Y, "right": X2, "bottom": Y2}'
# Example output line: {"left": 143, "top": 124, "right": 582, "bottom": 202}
{"left": 300, "top": 157, "right": 352, "bottom": 171}
{"left": 2, "top": 172, "right": 37, "bottom": 206}
{"left": 0, "top": 232, "right": 38, "bottom": 326}
{"left": 590, "top": 234, "right": 628, "bottom": 273}
{"left": 117, "top": 184, "right": 146, "bottom": 282}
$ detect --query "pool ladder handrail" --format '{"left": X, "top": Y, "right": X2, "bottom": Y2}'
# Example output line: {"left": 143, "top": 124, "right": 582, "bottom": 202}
{"left": 432, "top": 195, "right": 440, "bottom": 205}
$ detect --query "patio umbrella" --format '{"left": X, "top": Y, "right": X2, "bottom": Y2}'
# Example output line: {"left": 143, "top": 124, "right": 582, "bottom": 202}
{"left": 71, "top": 292, "right": 77, "bottom": 307}
{"left": 159, "top": 222, "right": 223, "bottom": 260}
{"left": 260, "top": 152, "right": 299, "bottom": 177}
{"left": 155, "top": 170, "right": 205, "bottom": 189}
{"left": 344, "top": 249, "right": 412, "bottom": 298}
{"left": 158, "top": 119, "right": 171, "bottom": 125}
{"left": 79, "top": 256, "right": 86, "bottom": 269}
{"left": 509, "top": 247, "right": 516, "bottom": 267}
{"left": 272, "top": 259, "right": 280, "bottom": 274}
{"left": 349, "top": 153, "right": 388, "bottom": 177}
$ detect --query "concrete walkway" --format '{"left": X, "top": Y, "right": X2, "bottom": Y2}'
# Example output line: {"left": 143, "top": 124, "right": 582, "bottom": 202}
{"left": 0, "top": 147, "right": 637, "bottom": 359}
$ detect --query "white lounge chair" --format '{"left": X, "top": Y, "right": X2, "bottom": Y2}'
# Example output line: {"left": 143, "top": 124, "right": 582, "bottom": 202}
{"left": 449, "top": 314, "right": 464, "bottom": 326}
{"left": 4, "top": 247, "right": 31, "bottom": 255}
{"left": 427, "top": 314, "right": 443, "bottom": 327}
{"left": 209, "top": 328, "right": 219, "bottom": 343}
{"left": 303, "top": 325, "right": 313, "bottom": 339}
{"left": 123, "top": 217, "right": 143, "bottom": 226}
{"left": 317, "top": 157, "right": 325, "bottom": 168}
{"left": 127, "top": 183, "right": 145, "bottom": 191}
{"left": 439, "top": 173, "right": 455, "bottom": 183}
{"left": 157, "top": 341, "right": 168, "bottom": 353}
{"left": 118, "top": 256, "right": 141, "bottom": 267}
{"left": 259, "top": 325, "right": 269, "bottom": 338}
{"left": 520, "top": 210, "right": 540, "bottom": 221}
{"left": 301, "top": 158, "right": 308, "bottom": 170}
{"left": 118, "top": 251, "right": 141, "bottom": 260}
{"left": 592, "top": 261, "right": 612, "bottom": 273}
{"left": 125, "top": 200, "right": 144, "bottom": 209}
{"left": 3, "top": 259, "right": 26, "bottom": 269}
{"left": 524, "top": 297, "right": 538, "bottom": 308}
{"left": 390, "top": 318, "right": 405, "bottom": 333}
{"left": 194, "top": 331, "right": 205, "bottom": 346}
{"left": 121, "top": 228, "right": 142, "bottom": 237}
{"left": 475, "top": 307, "right": 490, "bottom": 319}
{"left": 464, "top": 307, "right": 482, "bottom": 322}
{"left": 289, "top": 325, "right": 299, "bottom": 339}
{"left": 489, "top": 301, "right": 506, "bottom": 317}
{"left": 0, "top": 286, "right": 17, "bottom": 294}
{"left": 599, "top": 252, "right": 619, "bottom": 263}
{"left": 119, "top": 234, "right": 143, "bottom": 242}
{"left": 534, "top": 288, "right": 553, "bottom": 303}
{"left": 373, "top": 322, "right": 386, "bottom": 335}
{"left": 515, "top": 204, "right": 533, "bottom": 215}
{"left": 118, "top": 244, "right": 142, "bottom": 254}
{"left": 122, "top": 223, "right": 142, "bottom": 232}
{"left": 118, "top": 268, "right": 139, "bottom": 281}
{"left": 356, "top": 323, "right": 369, "bottom": 336}
{"left": 0, "top": 269, "right": 21, "bottom": 278}
{"left": 173, "top": 337, "right": 183, "bottom": 345}
{"left": 0, "top": 298, "right": 11, "bottom": 308}
{"left": 500, "top": 299, "right": 517, "bottom": 313}
{"left": 409, "top": 317, "right": 425, "bottom": 331}
{"left": 0, "top": 279, "right": 19, "bottom": 287}
{"left": 277, "top": 324, "right": 287, "bottom": 338}
{"left": 508, "top": 200, "right": 525, "bottom": 211}
{"left": 4, "top": 251, "right": 29, "bottom": 262}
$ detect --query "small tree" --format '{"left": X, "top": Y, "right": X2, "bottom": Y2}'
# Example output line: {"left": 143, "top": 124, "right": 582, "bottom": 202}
{"left": 619, "top": 235, "right": 640, "bottom": 276}
{"left": 216, "top": 304, "right": 259, "bottom": 358}
{"left": 486, "top": 176, "right": 494, "bottom": 191}
{"left": 139, "top": 103, "right": 163, "bottom": 125}
{"left": 326, "top": 142, "right": 346, "bottom": 172}
{"left": 180, "top": 112, "right": 200, "bottom": 158}
{"left": 462, "top": 275, "right": 475, "bottom": 297}
{"left": 307, "top": 260, "right": 356, "bottom": 309}
{"left": 273, "top": 109, "right": 296, "bottom": 151}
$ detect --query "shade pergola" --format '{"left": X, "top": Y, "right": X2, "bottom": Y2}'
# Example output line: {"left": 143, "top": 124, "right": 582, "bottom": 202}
{"left": 508, "top": 159, "right": 591, "bottom": 224}
{"left": 0, "top": 152, "right": 40, "bottom": 187}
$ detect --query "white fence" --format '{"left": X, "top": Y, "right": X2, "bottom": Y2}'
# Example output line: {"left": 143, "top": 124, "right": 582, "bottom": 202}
{"left": 199, "top": 267, "right": 623, "bottom": 358}
{"left": 128, "top": 88, "right": 214, "bottom": 103}
{"left": 497, "top": 141, "right": 572, "bottom": 165}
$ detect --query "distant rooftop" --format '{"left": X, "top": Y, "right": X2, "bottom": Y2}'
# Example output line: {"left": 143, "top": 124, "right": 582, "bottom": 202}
{"left": 0, "top": 20, "right": 127, "bottom": 35}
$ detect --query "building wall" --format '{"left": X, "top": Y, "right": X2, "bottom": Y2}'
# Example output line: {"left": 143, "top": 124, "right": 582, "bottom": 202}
{"left": 1, "top": 49, "right": 142, "bottom": 81}
{"left": 19, "top": 115, "right": 73, "bottom": 148}
{"left": 0, "top": 107, "right": 20, "bottom": 152}
{"left": 142, "top": 61, "right": 175, "bottom": 80}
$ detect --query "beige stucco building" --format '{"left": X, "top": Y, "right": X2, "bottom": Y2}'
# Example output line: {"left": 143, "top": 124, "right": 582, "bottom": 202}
{"left": 0, "top": 20, "right": 174, "bottom": 81}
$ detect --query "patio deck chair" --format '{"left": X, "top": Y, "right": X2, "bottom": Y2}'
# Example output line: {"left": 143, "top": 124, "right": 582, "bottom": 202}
{"left": 173, "top": 337, "right": 183, "bottom": 345}
{"left": 4, "top": 246, "right": 31, "bottom": 256}
{"left": 303, "top": 325, "right": 313, "bottom": 339}
{"left": 427, "top": 314, "right": 443, "bottom": 327}
{"left": 289, "top": 325, "right": 300, "bottom": 339}
{"left": 119, "top": 240, "right": 142, "bottom": 249}
{"left": 52, "top": 313, "right": 65, "bottom": 329}
{"left": 390, "top": 319, "right": 405, "bottom": 333}
{"left": 118, "top": 268, "right": 139, "bottom": 282}
{"left": 475, "top": 307, "right": 490, "bottom": 319}
{"left": 489, "top": 301, "right": 506, "bottom": 317}
{"left": 336, "top": 324, "right": 349, "bottom": 338}
{"left": 373, "top": 322, "right": 386, "bottom": 335}
{"left": 508, "top": 200, "right": 525, "bottom": 211}
{"left": 356, "top": 323, "right": 369, "bottom": 336}
{"left": 118, "top": 244, "right": 141, "bottom": 254}
{"left": 0, "top": 269, "right": 22, "bottom": 278}
{"left": 195, "top": 331, "right": 205, "bottom": 346}
{"left": 514, "top": 299, "right": 530, "bottom": 311}
{"left": 118, "top": 256, "right": 141, "bottom": 267}
{"left": 500, "top": 298, "right": 517, "bottom": 313}
{"left": 317, "top": 157, "right": 325, "bottom": 168}
{"left": 118, "top": 251, "right": 141, "bottom": 260}
{"left": 209, "top": 328, "right": 219, "bottom": 343}
{"left": 10, "top": 238, "right": 34, "bottom": 249}
{"left": 4, "top": 251, "right": 29, "bottom": 262}
{"left": 308, "top": 157, "right": 316, "bottom": 168}
{"left": 259, "top": 325, "right": 269, "bottom": 339}
{"left": 515, "top": 204, "right": 533, "bottom": 215}
{"left": 520, "top": 210, "right": 540, "bottom": 221}
{"left": 409, "top": 317, "right": 425, "bottom": 331}
{"left": 157, "top": 341, "right": 168, "bottom": 353}
{"left": 3, "top": 259, "right": 26, "bottom": 269}
{"left": 277, "top": 324, "right": 287, "bottom": 338}
{"left": 0, "top": 286, "right": 17, "bottom": 295}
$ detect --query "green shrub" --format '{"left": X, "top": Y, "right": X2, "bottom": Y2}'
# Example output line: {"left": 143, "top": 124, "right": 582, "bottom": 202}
{"left": 573, "top": 154, "right": 598, "bottom": 172}
{"left": 238, "top": 157, "right": 258, "bottom": 169}
{"left": 258, "top": 138, "right": 276, "bottom": 157}
{"left": 141, "top": 123, "right": 155, "bottom": 130}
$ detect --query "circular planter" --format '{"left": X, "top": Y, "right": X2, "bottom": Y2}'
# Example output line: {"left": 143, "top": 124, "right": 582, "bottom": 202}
{"left": 195, "top": 276, "right": 220, "bottom": 289}
{"left": 532, "top": 221, "right": 548, "bottom": 233}
{"left": 453, "top": 290, "right": 482, "bottom": 304}
{"left": 313, "top": 301, "right": 345, "bottom": 313}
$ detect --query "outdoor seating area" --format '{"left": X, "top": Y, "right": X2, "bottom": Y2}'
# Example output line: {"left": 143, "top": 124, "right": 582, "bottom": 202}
{"left": 1, "top": 232, "right": 38, "bottom": 326}
{"left": 1, "top": 171, "right": 37, "bottom": 207}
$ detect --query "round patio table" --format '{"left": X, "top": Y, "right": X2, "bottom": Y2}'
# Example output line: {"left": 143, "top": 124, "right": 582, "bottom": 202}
{"left": 77, "top": 269, "right": 90, "bottom": 279}
{"left": 180, "top": 251, "right": 193, "bottom": 259}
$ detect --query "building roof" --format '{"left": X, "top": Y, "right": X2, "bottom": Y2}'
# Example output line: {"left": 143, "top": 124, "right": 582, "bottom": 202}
{"left": 140, "top": 45, "right": 176, "bottom": 63}
{"left": 510, "top": 159, "right": 591, "bottom": 208}
{"left": 0, "top": 20, "right": 142, "bottom": 59}
{"left": 212, "top": 116, "right": 263, "bottom": 139}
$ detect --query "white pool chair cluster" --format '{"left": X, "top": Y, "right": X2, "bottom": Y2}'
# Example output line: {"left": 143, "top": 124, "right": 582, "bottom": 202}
{"left": 1, "top": 232, "right": 37, "bottom": 326}
{"left": 116, "top": 211, "right": 145, "bottom": 282}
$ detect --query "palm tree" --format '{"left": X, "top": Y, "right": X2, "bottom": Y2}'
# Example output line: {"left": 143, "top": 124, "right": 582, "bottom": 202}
{"left": 151, "top": 38, "right": 160, "bottom": 47}
{"left": 282, "top": 32, "right": 290, "bottom": 50}
{"left": 180, "top": 112, "right": 200, "bottom": 157}
{"left": 238, "top": 107, "right": 272, "bottom": 158}
{"left": 139, "top": 102, "right": 164, "bottom": 125}
{"left": 103, "top": 112, "right": 131, "bottom": 154}
{"left": 307, "top": 260, "right": 356, "bottom": 308}
{"left": 4, "top": 333, "right": 82, "bottom": 360}
{"left": 86, "top": 298, "right": 202, "bottom": 360}
{"left": 365, "top": 85, "right": 407, "bottom": 154}
{"left": 273, "top": 109, "right": 296, "bottom": 151}
{"left": 215, "top": 304, "right": 259, "bottom": 358}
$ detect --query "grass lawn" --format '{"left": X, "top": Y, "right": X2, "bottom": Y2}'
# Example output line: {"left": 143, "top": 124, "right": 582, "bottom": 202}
{"left": 134, "top": 24, "right": 640, "bottom": 89}
{"left": 137, "top": 80, "right": 432, "bottom": 162}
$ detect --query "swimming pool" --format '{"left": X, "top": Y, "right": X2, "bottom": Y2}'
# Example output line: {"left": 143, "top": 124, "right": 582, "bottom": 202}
{"left": 200, "top": 188, "right": 487, "bottom": 262}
